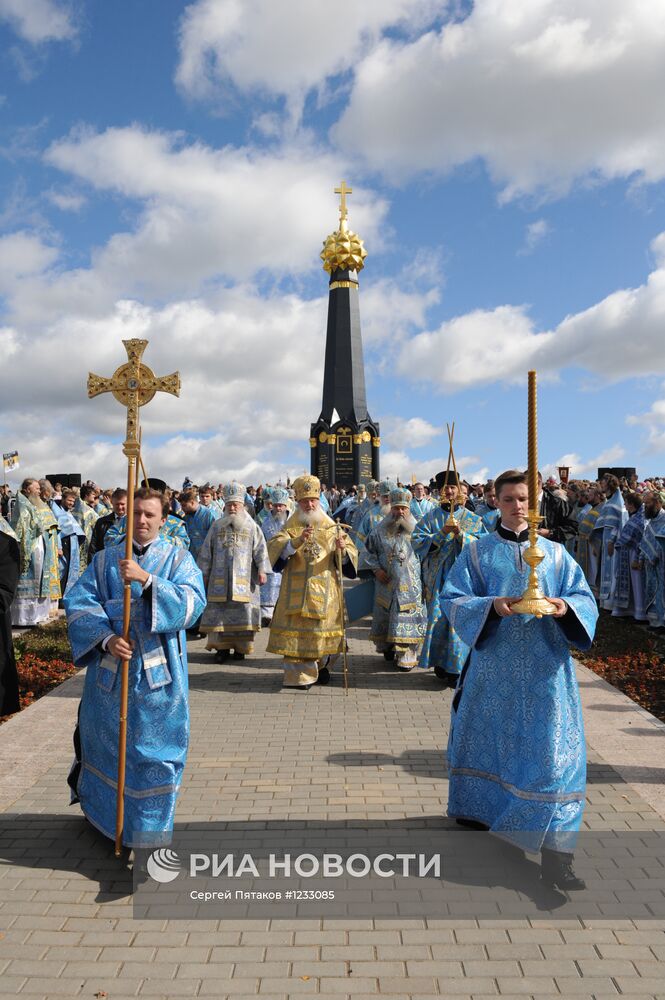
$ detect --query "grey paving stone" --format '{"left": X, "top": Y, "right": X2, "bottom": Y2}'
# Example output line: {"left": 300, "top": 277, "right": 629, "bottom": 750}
{"left": 1, "top": 629, "right": 665, "bottom": 999}
{"left": 18, "top": 979, "right": 87, "bottom": 995}
{"left": 138, "top": 980, "right": 201, "bottom": 996}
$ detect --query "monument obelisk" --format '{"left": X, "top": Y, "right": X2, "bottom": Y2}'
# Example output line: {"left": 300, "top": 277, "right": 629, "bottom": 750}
{"left": 310, "top": 182, "right": 380, "bottom": 489}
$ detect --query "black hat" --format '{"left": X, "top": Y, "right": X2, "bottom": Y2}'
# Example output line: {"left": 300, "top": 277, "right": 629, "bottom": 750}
{"left": 140, "top": 478, "right": 168, "bottom": 493}
{"left": 434, "top": 470, "right": 460, "bottom": 488}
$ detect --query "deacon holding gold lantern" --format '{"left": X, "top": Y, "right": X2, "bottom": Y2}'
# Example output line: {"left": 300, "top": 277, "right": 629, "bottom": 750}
{"left": 266, "top": 475, "right": 358, "bottom": 689}
{"left": 441, "top": 372, "right": 598, "bottom": 891}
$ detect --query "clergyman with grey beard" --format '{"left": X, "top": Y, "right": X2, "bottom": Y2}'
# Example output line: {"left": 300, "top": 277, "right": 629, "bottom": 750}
{"left": 359, "top": 487, "right": 427, "bottom": 671}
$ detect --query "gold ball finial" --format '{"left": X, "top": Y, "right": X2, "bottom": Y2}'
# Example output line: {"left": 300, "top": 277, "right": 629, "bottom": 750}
{"left": 320, "top": 181, "right": 367, "bottom": 274}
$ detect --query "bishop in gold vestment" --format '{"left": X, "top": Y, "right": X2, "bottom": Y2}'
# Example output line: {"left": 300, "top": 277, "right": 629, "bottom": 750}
{"left": 266, "top": 475, "right": 358, "bottom": 689}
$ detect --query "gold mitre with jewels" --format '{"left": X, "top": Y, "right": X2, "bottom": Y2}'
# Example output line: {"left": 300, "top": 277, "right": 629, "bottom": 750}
{"left": 293, "top": 475, "right": 321, "bottom": 501}
{"left": 320, "top": 180, "right": 367, "bottom": 275}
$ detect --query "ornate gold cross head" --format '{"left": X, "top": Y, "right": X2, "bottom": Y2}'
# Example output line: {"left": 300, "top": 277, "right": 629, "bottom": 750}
{"left": 334, "top": 180, "right": 352, "bottom": 227}
{"left": 88, "top": 339, "right": 180, "bottom": 458}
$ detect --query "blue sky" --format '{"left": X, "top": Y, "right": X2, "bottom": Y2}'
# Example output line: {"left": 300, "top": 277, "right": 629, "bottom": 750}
{"left": 2, "top": 0, "right": 665, "bottom": 488}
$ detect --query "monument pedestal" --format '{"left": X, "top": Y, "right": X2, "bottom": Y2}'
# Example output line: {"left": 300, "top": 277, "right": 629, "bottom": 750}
{"left": 310, "top": 418, "right": 379, "bottom": 490}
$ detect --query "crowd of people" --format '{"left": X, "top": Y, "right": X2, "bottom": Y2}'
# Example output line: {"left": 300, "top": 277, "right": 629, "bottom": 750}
{"left": 1, "top": 463, "right": 660, "bottom": 890}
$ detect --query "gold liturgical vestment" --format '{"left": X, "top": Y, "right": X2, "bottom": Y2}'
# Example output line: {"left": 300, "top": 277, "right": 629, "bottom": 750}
{"left": 266, "top": 512, "right": 358, "bottom": 662}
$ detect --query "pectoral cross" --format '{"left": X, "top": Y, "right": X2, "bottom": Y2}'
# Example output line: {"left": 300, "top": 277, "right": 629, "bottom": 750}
{"left": 88, "top": 339, "right": 180, "bottom": 458}
{"left": 335, "top": 180, "right": 352, "bottom": 226}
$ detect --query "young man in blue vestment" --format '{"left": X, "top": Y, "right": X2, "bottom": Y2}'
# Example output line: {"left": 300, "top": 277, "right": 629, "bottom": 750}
{"left": 409, "top": 482, "right": 436, "bottom": 522}
{"left": 64, "top": 488, "right": 206, "bottom": 851}
{"left": 473, "top": 481, "right": 501, "bottom": 532}
{"left": 441, "top": 470, "right": 598, "bottom": 890}
{"left": 180, "top": 489, "right": 217, "bottom": 561}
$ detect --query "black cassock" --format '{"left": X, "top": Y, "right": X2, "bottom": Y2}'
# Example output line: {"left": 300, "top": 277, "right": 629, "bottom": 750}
{"left": 0, "top": 531, "right": 20, "bottom": 716}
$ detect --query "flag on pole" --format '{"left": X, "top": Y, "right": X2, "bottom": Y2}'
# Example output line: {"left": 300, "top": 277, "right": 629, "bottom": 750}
{"left": 3, "top": 451, "right": 19, "bottom": 472}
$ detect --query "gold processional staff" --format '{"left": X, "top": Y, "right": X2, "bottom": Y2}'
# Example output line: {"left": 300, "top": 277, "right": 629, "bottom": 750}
{"left": 511, "top": 369, "right": 557, "bottom": 618}
{"left": 87, "top": 339, "right": 180, "bottom": 856}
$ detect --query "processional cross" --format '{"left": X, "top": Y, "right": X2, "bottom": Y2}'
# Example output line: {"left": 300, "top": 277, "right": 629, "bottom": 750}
{"left": 88, "top": 338, "right": 180, "bottom": 855}
{"left": 88, "top": 338, "right": 180, "bottom": 460}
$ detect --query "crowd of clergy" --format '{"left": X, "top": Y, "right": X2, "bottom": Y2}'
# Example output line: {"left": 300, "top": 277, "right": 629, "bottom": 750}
{"left": 0, "top": 462, "right": 662, "bottom": 890}
{"left": 2, "top": 468, "right": 662, "bottom": 699}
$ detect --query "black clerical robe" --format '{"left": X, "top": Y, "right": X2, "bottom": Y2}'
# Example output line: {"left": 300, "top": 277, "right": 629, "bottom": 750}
{"left": 0, "top": 531, "right": 20, "bottom": 716}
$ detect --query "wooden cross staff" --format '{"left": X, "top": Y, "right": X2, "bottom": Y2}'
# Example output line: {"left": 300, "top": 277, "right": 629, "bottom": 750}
{"left": 88, "top": 338, "right": 180, "bottom": 856}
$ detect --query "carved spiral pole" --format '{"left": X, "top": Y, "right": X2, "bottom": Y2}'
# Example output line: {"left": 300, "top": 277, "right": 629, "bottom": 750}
{"left": 510, "top": 370, "right": 556, "bottom": 619}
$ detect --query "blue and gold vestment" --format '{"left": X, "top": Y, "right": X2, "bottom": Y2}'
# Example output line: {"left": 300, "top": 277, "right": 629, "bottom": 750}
{"left": 183, "top": 505, "right": 217, "bottom": 561}
{"left": 639, "top": 509, "right": 665, "bottom": 627}
{"left": 442, "top": 530, "right": 598, "bottom": 852}
{"left": 359, "top": 518, "right": 426, "bottom": 651}
{"left": 413, "top": 504, "right": 486, "bottom": 675}
{"left": 64, "top": 539, "right": 206, "bottom": 848}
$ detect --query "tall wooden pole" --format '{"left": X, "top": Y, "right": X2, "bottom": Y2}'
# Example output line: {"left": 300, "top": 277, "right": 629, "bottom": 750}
{"left": 87, "top": 339, "right": 180, "bottom": 855}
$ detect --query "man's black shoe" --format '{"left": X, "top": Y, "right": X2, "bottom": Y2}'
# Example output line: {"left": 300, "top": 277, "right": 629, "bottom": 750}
{"left": 232, "top": 650, "right": 245, "bottom": 661}
{"left": 383, "top": 649, "right": 395, "bottom": 661}
{"left": 541, "top": 849, "right": 586, "bottom": 891}
{"left": 445, "top": 672, "right": 459, "bottom": 688}
{"left": 316, "top": 666, "right": 331, "bottom": 685}
{"left": 215, "top": 649, "right": 230, "bottom": 663}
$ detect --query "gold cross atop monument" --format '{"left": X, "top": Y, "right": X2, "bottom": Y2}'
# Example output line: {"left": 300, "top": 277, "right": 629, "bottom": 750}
{"left": 88, "top": 339, "right": 180, "bottom": 458}
{"left": 335, "top": 180, "right": 352, "bottom": 226}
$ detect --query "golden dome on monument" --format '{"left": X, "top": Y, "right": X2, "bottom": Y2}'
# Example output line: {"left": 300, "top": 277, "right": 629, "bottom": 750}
{"left": 320, "top": 226, "right": 367, "bottom": 274}
{"left": 320, "top": 180, "right": 367, "bottom": 274}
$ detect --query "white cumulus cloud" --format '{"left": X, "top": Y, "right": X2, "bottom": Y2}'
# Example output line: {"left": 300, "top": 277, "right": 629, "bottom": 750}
{"left": 175, "top": 0, "right": 441, "bottom": 121}
{"left": 0, "top": 0, "right": 77, "bottom": 44}
{"left": 334, "top": 0, "right": 665, "bottom": 198}
{"left": 397, "top": 230, "right": 665, "bottom": 393}
{"left": 44, "top": 125, "right": 388, "bottom": 297}
{"left": 382, "top": 416, "right": 444, "bottom": 449}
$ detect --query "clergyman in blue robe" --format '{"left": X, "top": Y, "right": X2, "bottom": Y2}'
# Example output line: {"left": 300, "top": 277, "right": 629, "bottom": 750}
{"left": 180, "top": 490, "right": 218, "bottom": 561}
{"left": 639, "top": 491, "right": 665, "bottom": 629}
{"left": 260, "top": 487, "right": 290, "bottom": 624}
{"left": 610, "top": 494, "right": 647, "bottom": 620}
{"left": 359, "top": 488, "right": 426, "bottom": 670}
{"left": 64, "top": 488, "right": 206, "bottom": 849}
{"left": 441, "top": 469, "right": 598, "bottom": 889}
{"left": 409, "top": 483, "right": 436, "bottom": 522}
{"left": 355, "top": 479, "right": 395, "bottom": 549}
{"left": 47, "top": 494, "right": 85, "bottom": 596}
{"left": 593, "top": 476, "right": 627, "bottom": 610}
{"left": 413, "top": 472, "right": 486, "bottom": 684}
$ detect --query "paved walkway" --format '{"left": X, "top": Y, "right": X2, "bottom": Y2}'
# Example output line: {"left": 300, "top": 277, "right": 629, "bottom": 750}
{"left": 1, "top": 617, "right": 665, "bottom": 998}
